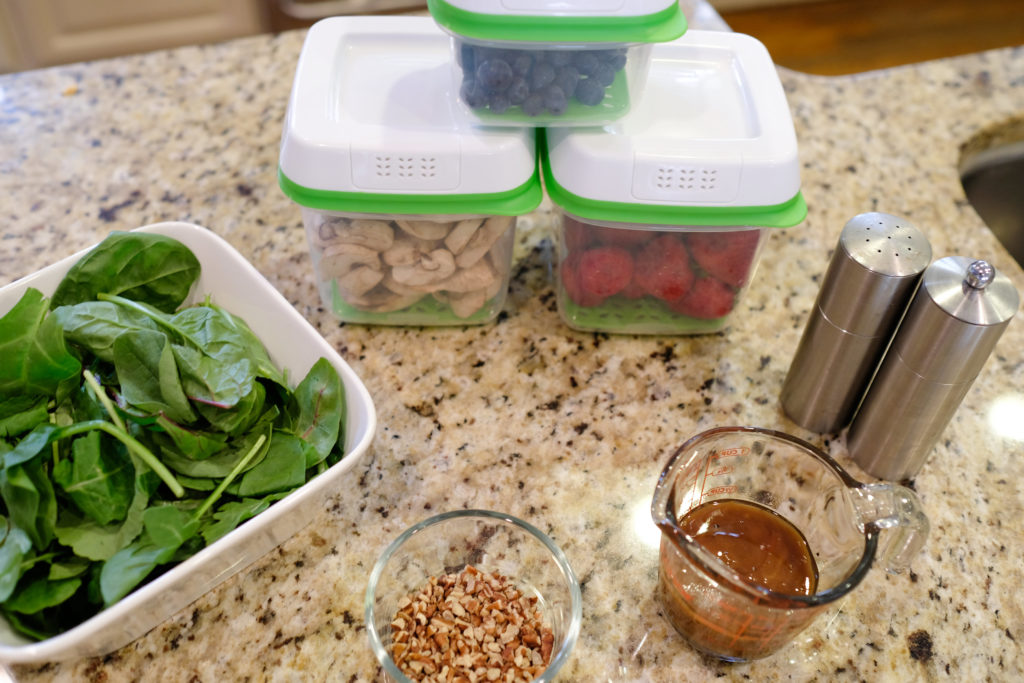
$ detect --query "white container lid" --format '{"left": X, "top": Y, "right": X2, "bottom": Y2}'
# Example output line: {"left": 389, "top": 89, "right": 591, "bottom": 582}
{"left": 279, "top": 16, "right": 542, "bottom": 215}
{"left": 543, "top": 30, "right": 805, "bottom": 227}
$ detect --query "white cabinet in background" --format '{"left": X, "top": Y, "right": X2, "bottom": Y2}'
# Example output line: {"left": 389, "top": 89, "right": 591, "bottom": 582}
{"left": 0, "top": 0, "right": 267, "bottom": 73}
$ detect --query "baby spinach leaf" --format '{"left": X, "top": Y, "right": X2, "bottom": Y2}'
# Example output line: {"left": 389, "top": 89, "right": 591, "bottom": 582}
{"left": 52, "top": 431, "right": 134, "bottom": 526}
{"left": 0, "top": 522, "right": 34, "bottom": 601}
{"left": 194, "top": 381, "right": 266, "bottom": 436}
{"left": 171, "top": 305, "right": 287, "bottom": 388}
{"left": 52, "top": 301, "right": 158, "bottom": 363}
{"left": 158, "top": 424, "right": 270, "bottom": 479}
{"left": 54, "top": 475, "right": 149, "bottom": 562}
{"left": 172, "top": 343, "right": 253, "bottom": 409}
{"left": 154, "top": 416, "right": 228, "bottom": 461}
{"left": 141, "top": 505, "right": 200, "bottom": 550}
{"left": 50, "top": 232, "right": 200, "bottom": 313}
{"left": 236, "top": 431, "right": 308, "bottom": 497}
{"left": 3, "top": 574, "right": 81, "bottom": 614}
{"left": 113, "top": 329, "right": 196, "bottom": 424}
{"left": 99, "top": 540, "right": 177, "bottom": 607}
{"left": 1, "top": 423, "right": 60, "bottom": 470}
{"left": 199, "top": 494, "right": 288, "bottom": 545}
{"left": 0, "top": 396, "right": 49, "bottom": 438}
{"left": 1, "top": 459, "right": 57, "bottom": 551}
{"left": 288, "top": 357, "right": 345, "bottom": 466}
{"left": 47, "top": 556, "right": 91, "bottom": 581}
{"left": 0, "top": 288, "right": 81, "bottom": 402}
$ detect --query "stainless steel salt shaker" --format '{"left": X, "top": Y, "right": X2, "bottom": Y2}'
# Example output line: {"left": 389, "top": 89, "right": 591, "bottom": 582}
{"left": 848, "top": 257, "right": 1019, "bottom": 481}
{"left": 780, "top": 213, "right": 932, "bottom": 433}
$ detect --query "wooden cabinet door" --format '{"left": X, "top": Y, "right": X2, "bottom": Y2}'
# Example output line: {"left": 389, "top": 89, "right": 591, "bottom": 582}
{"left": 2, "top": 0, "right": 267, "bottom": 71}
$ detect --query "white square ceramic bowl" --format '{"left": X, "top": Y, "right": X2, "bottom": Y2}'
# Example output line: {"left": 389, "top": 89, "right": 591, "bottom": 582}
{"left": 0, "top": 222, "right": 376, "bottom": 664}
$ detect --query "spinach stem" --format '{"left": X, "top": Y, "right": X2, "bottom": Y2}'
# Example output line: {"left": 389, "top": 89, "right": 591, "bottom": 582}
{"left": 61, "top": 420, "right": 185, "bottom": 498}
{"left": 83, "top": 369, "right": 126, "bottom": 432}
{"left": 193, "top": 433, "right": 267, "bottom": 521}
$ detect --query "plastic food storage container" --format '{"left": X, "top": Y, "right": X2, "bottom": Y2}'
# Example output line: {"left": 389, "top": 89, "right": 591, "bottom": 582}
{"left": 542, "top": 30, "right": 807, "bottom": 335}
{"left": 278, "top": 16, "right": 543, "bottom": 326}
{"left": 426, "top": 0, "right": 686, "bottom": 127}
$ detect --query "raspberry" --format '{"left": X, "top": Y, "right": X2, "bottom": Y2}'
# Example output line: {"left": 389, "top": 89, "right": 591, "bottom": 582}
{"left": 560, "top": 251, "right": 604, "bottom": 307}
{"left": 633, "top": 235, "right": 694, "bottom": 303}
{"left": 687, "top": 230, "right": 761, "bottom": 289}
{"left": 577, "top": 246, "right": 634, "bottom": 298}
{"left": 670, "top": 276, "right": 736, "bottom": 319}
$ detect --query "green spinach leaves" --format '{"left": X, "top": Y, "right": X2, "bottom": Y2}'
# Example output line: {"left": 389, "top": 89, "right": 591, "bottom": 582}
{"left": 0, "top": 232, "right": 346, "bottom": 640}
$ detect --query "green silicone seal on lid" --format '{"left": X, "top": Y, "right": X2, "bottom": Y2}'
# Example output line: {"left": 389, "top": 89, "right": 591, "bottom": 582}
{"left": 541, "top": 153, "right": 807, "bottom": 229}
{"left": 279, "top": 167, "right": 544, "bottom": 217}
{"left": 427, "top": 0, "right": 687, "bottom": 44}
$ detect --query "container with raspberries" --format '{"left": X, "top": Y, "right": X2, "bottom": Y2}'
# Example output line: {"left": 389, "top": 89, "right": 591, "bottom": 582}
{"left": 426, "top": 0, "right": 686, "bottom": 127}
{"left": 278, "top": 16, "right": 542, "bottom": 326}
{"left": 542, "top": 30, "right": 807, "bottom": 334}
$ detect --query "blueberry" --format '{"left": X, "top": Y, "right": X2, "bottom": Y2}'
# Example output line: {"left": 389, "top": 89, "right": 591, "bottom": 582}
{"left": 458, "top": 43, "right": 476, "bottom": 72}
{"left": 592, "top": 62, "right": 616, "bottom": 87}
{"left": 489, "top": 94, "right": 511, "bottom": 114}
{"left": 573, "top": 51, "right": 600, "bottom": 76}
{"left": 603, "top": 51, "right": 628, "bottom": 71}
{"left": 476, "top": 59, "right": 514, "bottom": 93}
{"left": 530, "top": 62, "right": 556, "bottom": 91}
{"left": 460, "top": 78, "right": 489, "bottom": 109}
{"left": 522, "top": 93, "right": 545, "bottom": 117}
{"left": 506, "top": 77, "right": 530, "bottom": 105}
{"left": 511, "top": 52, "right": 533, "bottom": 77}
{"left": 548, "top": 51, "right": 572, "bottom": 67}
{"left": 554, "top": 66, "right": 580, "bottom": 102}
{"left": 574, "top": 77, "right": 606, "bottom": 106}
{"left": 542, "top": 85, "right": 568, "bottom": 116}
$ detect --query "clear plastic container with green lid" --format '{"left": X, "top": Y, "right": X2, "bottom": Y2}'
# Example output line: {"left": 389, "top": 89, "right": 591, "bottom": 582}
{"left": 278, "top": 16, "right": 542, "bottom": 326}
{"left": 542, "top": 30, "right": 807, "bottom": 335}
{"left": 427, "top": 0, "right": 686, "bottom": 126}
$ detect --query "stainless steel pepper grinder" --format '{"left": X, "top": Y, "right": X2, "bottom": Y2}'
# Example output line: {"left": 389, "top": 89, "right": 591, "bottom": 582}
{"left": 780, "top": 212, "right": 932, "bottom": 433}
{"left": 848, "top": 256, "right": 1019, "bottom": 481}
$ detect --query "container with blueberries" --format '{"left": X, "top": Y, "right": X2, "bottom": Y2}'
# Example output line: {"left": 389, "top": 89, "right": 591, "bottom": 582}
{"left": 426, "top": 0, "right": 687, "bottom": 126}
{"left": 542, "top": 31, "right": 807, "bottom": 335}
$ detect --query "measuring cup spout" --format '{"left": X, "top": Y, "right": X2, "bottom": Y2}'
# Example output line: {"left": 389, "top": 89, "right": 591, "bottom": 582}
{"left": 850, "top": 483, "right": 930, "bottom": 573}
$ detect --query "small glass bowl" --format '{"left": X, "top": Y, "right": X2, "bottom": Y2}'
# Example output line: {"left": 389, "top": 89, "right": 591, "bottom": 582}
{"left": 365, "top": 509, "right": 582, "bottom": 682}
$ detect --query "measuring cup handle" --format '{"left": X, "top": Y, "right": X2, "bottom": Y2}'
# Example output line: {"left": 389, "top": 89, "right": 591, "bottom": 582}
{"left": 850, "top": 483, "right": 930, "bottom": 573}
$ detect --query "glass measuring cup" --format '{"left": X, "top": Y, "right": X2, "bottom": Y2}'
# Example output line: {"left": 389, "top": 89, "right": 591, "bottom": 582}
{"left": 651, "top": 426, "right": 929, "bottom": 661}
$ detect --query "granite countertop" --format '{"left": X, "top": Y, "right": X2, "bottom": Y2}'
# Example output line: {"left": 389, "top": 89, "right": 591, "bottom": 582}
{"left": 1, "top": 2, "right": 1023, "bottom": 681}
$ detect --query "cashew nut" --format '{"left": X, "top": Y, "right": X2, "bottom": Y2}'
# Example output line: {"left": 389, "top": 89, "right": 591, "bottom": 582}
{"left": 455, "top": 215, "right": 514, "bottom": 269}
{"left": 320, "top": 242, "right": 380, "bottom": 281}
{"left": 342, "top": 219, "right": 395, "bottom": 251}
{"left": 337, "top": 265, "right": 384, "bottom": 297}
{"left": 347, "top": 286, "right": 421, "bottom": 313}
{"left": 392, "top": 249, "right": 457, "bottom": 287}
{"left": 444, "top": 218, "right": 483, "bottom": 254}
{"left": 383, "top": 234, "right": 437, "bottom": 267}
{"left": 435, "top": 257, "right": 497, "bottom": 293}
{"left": 447, "top": 289, "right": 489, "bottom": 319}
{"left": 395, "top": 219, "right": 451, "bottom": 241}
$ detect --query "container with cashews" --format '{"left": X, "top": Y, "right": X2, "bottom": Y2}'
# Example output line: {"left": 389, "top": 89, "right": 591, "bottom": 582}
{"left": 279, "top": 16, "right": 542, "bottom": 325}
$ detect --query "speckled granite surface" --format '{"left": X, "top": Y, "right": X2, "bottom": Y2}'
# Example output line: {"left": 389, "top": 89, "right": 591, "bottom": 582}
{"left": 1, "top": 2, "right": 1023, "bottom": 681}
